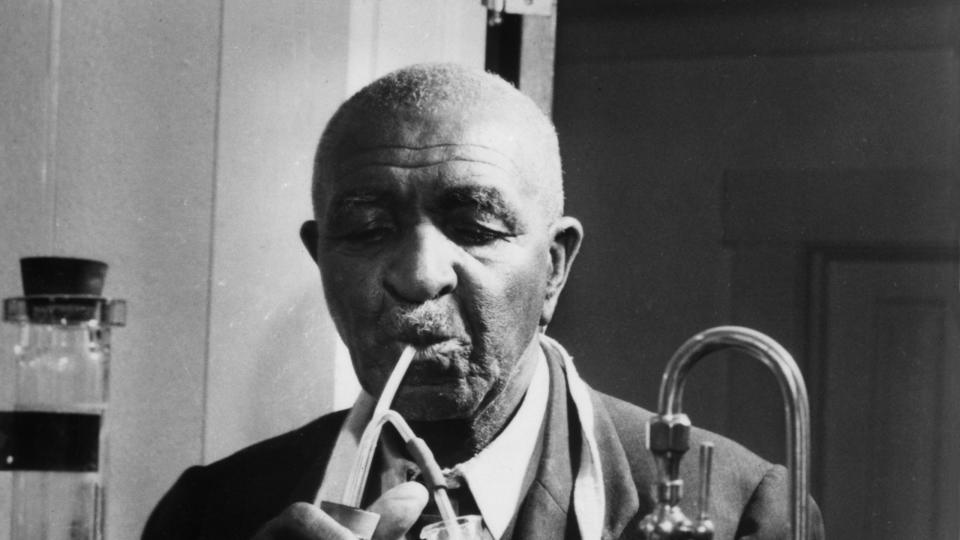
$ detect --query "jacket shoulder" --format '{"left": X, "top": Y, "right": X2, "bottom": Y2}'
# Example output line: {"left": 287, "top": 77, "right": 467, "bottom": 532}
{"left": 142, "top": 409, "right": 349, "bottom": 540}
{"left": 204, "top": 409, "right": 349, "bottom": 477}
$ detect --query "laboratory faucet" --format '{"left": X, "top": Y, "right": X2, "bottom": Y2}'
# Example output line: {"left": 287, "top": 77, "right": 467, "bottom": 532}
{"left": 638, "top": 326, "right": 811, "bottom": 540}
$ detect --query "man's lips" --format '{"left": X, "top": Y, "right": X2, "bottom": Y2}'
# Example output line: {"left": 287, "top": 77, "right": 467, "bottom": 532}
{"left": 398, "top": 332, "right": 454, "bottom": 348}
{"left": 391, "top": 336, "right": 470, "bottom": 384}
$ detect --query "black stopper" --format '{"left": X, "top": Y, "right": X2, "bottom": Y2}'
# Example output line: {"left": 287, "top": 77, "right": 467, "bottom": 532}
{"left": 20, "top": 257, "right": 108, "bottom": 296}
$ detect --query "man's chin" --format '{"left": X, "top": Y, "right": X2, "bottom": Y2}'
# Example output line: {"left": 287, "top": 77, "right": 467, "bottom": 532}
{"left": 390, "top": 385, "right": 481, "bottom": 422}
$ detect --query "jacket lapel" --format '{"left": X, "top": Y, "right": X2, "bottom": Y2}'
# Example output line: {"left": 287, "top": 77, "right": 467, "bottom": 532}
{"left": 525, "top": 342, "right": 645, "bottom": 540}
{"left": 589, "top": 392, "right": 643, "bottom": 539}
{"left": 511, "top": 352, "right": 577, "bottom": 539}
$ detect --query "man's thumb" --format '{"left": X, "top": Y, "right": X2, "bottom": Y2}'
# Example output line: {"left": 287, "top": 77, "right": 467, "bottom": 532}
{"left": 367, "top": 481, "right": 429, "bottom": 540}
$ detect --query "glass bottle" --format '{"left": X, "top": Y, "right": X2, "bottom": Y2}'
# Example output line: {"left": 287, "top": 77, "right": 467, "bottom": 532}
{"left": 1, "top": 257, "right": 125, "bottom": 540}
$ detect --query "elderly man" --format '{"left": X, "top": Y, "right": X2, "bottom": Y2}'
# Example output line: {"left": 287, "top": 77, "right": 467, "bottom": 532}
{"left": 143, "top": 63, "right": 823, "bottom": 540}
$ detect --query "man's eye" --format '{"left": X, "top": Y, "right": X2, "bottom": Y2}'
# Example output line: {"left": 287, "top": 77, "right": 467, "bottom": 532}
{"left": 329, "top": 222, "right": 394, "bottom": 245}
{"left": 449, "top": 223, "right": 511, "bottom": 246}
{"left": 347, "top": 227, "right": 391, "bottom": 243}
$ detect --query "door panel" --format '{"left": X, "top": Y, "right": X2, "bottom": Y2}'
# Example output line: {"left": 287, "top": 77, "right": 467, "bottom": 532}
{"left": 722, "top": 169, "right": 960, "bottom": 537}
{"left": 818, "top": 256, "right": 960, "bottom": 539}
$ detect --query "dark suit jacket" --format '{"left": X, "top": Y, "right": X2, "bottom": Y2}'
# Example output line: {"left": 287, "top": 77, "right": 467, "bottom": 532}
{"left": 143, "top": 349, "right": 824, "bottom": 539}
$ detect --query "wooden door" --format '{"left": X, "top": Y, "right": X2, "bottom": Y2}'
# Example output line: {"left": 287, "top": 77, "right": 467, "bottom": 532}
{"left": 724, "top": 170, "right": 960, "bottom": 538}
{"left": 814, "top": 253, "right": 960, "bottom": 539}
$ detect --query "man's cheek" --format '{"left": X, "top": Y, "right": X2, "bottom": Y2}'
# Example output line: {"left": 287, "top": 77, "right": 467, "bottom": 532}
{"left": 324, "top": 261, "right": 379, "bottom": 303}
{"left": 493, "top": 275, "right": 544, "bottom": 327}
{"left": 321, "top": 267, "right": 377, "bottom": 343}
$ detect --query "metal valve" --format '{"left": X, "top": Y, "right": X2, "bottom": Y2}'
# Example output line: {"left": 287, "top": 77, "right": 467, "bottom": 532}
{"left": 639, "top": 415, "right": 715, "bottom": 540}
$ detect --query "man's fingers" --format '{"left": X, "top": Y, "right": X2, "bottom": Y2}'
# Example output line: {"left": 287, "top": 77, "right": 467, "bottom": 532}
{"left": 367, "top": 481, "right": 429, "bottom": 540}
{"left": 252, "top": 502, "right": 356, "bottom": 539}
{"left": 251, "top": 483, "right": 428, "bottom": 540}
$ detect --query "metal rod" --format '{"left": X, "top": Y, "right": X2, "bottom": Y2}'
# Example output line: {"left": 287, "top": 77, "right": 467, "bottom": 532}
{"left": 697, "top": 442, "right": 714, "bottom": 522}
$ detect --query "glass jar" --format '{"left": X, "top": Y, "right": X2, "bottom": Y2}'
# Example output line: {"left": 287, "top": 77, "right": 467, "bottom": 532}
{"left": 1, "top": 258, "right": 124, "bottom": 540}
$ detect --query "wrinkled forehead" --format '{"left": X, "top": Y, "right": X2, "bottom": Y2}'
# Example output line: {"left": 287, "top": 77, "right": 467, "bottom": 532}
{"left": 342, "top": 107, "right": 520, "bottom": 160}
{"left": 322, "top": 107, "right": 542, "bottom": 191}
{"left": 335, "top": 142, "right": 521, "bottom": 181}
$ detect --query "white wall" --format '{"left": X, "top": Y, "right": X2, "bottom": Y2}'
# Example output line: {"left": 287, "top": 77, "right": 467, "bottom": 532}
{"left": 0, "top": 1, "right": 485, "bottom": 538}
{"left": 204, "top": 0, "right": 487, "bottom": 459}
{"left": 1, "top": 2, "right": 221, "bottom": 537}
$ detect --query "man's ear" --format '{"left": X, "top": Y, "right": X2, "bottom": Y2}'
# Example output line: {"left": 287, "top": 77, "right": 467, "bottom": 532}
{"left": 540, "top": 216, "right": 583, "bottom": 328}
{"left": 300, "top": 220, "right": 320, "bottom": 263}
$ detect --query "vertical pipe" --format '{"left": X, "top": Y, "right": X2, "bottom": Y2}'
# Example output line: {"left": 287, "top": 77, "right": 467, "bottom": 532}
{"left": 43, "top": 0, "right": 62, "bottom": 251}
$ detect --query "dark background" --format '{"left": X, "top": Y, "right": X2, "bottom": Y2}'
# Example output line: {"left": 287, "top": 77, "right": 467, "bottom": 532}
{"left": 543, "top": 1, "right": 959, "bottom": 538}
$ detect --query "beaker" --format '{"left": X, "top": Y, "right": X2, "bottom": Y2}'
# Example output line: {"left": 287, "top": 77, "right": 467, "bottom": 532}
{"left": 419, "top": 515, "right": 485, "bottom": 540}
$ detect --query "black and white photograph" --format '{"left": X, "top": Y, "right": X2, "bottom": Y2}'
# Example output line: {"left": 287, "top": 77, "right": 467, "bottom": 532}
{"left": 1, "top": 1, "right": 957, "bottom": 538}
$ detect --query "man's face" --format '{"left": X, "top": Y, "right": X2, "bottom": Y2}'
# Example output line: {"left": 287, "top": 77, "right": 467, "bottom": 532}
{"left": 307, "top": 107, "right": 557, "bottom": 421}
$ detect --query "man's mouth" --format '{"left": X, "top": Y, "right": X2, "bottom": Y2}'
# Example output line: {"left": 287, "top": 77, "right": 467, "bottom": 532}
{"left": 398, "top": 329, "right": 453, "bottom": 348}
{"left": 394, "top": 324, "right": 467, "bottom": 352}
{"left": 393, "top": 333, "right": 471, "bottom": 384}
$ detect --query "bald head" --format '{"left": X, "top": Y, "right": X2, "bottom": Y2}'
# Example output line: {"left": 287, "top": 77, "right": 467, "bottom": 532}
{"left": 312, "top": 63, "right": 563, "bottom": 221}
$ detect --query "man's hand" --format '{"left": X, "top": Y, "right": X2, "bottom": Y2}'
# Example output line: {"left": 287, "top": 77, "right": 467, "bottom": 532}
{"left": 252, "top": 482, "right": 429, "bottom": 540}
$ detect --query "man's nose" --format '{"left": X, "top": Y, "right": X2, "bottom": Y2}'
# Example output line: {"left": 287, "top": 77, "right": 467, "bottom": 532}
{"left": 383, "top": 223, "right": 458, "bottom": 303}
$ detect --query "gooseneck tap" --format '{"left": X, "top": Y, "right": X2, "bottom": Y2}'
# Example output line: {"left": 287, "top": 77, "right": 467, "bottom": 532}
{"left": 639, "top": 326, "right": 811, "bottom": 540}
